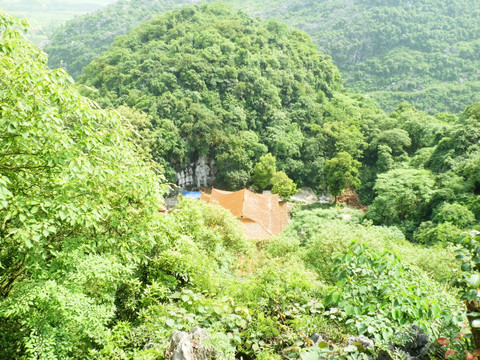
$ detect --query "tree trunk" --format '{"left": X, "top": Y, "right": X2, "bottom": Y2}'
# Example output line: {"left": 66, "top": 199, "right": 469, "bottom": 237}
{"left": 466, "top": 300, "right": 480, "bottom": 350}
{"left": 0, "top": 264, "right": 25, "bottom": 298}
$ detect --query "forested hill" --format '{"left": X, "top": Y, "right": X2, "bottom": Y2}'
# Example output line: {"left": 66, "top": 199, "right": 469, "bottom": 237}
{"left": 0, "top": 0, "right": 118, "bottom": 44}
{"left": 45, "top": 0, "right": 480, "bottom": 114}
{"left": 4, "top": 7, "right": 480, "bottom": 359}
{"left": 78, "top": 4, "right": 480, "bottom": 246}
{"left": 45, "top": 0, "right": 202, "bottom": 79}
{"left": 78, "top": 4, "right": 351, "bottom": 190}
{"left": 245, "top": 0, "right": 480, "bottom": 114}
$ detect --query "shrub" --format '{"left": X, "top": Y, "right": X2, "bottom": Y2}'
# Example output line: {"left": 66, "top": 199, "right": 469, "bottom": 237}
{"left": 267, "top": 207, "right": 458, "bottom": 282}
{"left": 414, "top": 221, "right": 462, "bottom": 246}
{"left": 434, "top": 203, "right": 475, "bottom": 228}
{"left": 326, "top": 241, "right": 458, "bottom": 342}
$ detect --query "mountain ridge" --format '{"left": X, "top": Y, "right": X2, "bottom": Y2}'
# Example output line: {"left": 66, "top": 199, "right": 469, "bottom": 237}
{"left": 45, "top": 0, "right": 480, "bottom": 114}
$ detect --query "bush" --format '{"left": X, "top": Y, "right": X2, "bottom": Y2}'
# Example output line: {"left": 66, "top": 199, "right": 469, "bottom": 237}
{"left": 434, "top": 203, "right": 475, "bottom": 228}
{"left": 267, "top": 207, "right": 459, "bottom": 282}
{"left": 227, "top": 257, "right": 334, "bottom": 356}
{"left": 326, "top": 241, "right": 458, "bottom": 342}
{"left": 414, "top": 221, "right": 462, "bottom": 246}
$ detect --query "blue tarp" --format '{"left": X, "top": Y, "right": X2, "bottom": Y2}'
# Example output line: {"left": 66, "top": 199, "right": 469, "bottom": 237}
{"left": 183, "top": 191, "right": 201, "bottom": 199}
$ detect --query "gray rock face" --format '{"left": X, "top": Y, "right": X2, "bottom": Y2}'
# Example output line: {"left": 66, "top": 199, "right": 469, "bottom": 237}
{"left": 166, "top": 327, "right": 214, "bottom": 360}
{"left": 190, "top": 327, "right": 209, "bottom": 342}
{"left": 347, "top": 335, "right": 374, "bottom": 349}
{"left": 290, "top": 187, "right": 318, "bottom": 204}
{"left": 170, "top": 331, "right": 194, "bottom": 360}
{"left": 377, "top": 326, "right": 433, "bottom": 360}
{"left": 194, "top": 158, "right": 210, "bottom": 189}
{"left": 310, "top": 332, "right": 325, "bottom": 346}
{"left": 176, "top": 157, "right": 216, "bottom": 189}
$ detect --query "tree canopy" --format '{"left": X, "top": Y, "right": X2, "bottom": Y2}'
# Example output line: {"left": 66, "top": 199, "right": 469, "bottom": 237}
{"left": 45, "top": 0, "right": 480, "bottom": 114}
{"left": 2, "top": 5, "right": 480, "bottom": 359}
{"left": 78, "top": 4, "right": 367, "bottom": 191}
{"left": 0, "top": 11, "right": 167, "bottom": 357}
{"left": 324, "top": 151, "right": 361, "bottom": 200}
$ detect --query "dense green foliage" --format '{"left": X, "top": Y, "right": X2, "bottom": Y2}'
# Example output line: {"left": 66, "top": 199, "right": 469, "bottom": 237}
{"left": 45, "top": 0, "right": 202, "bottom": 78}
{"left": 78, "top": 4, "right": 375, "bottom": 191}
{"left": 328, "top": 241, "right": 454, "bottom": 341}
{"left": 3, "top": 3, "right": 480, "bottom": 359}
{"left": 0, "top": 11, "right": 167, "bottom": 357}
{"left": 46, "top": 0, "right": 480, "bottom": 114}
{"left": 75, "top": 5, "right": 480, "bottom": 242}
{"left": 1, "top": 13, "right": 329, "bottom": 358}
{"left": 279, "top": 0, "right": 480, "bottom": 114}
{"left": 271, "top": 171, "right": 297, "bottom": 200}
{"left": 264, "top": 206, "right": 464, "bottom": 355}
{"left": 267, "top": 206, "right": 458, "bottom": 282}
{"left": 252, "top": 153, "right": 277, "bottom": 192}
{"left": 324, "top": 152, "right": 361, "bottom": 200}
{"left": 251, "top": 154, "right": 297, "bottom": 199}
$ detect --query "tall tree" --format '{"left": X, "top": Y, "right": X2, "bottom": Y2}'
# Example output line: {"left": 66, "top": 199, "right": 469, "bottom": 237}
{"left": 251, "top": 153, "right": 277, "bottom": 192}
{"left": 271, "top": 171, "right": 297, "bottom": 200}
{"left": 0, "top": 12, "right": 167, "bottom": 358}
{"left": 324, "top": 152, "right": 361, "bottom": 201}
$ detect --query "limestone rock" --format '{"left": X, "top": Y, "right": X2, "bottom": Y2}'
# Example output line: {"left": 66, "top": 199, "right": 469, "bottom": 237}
{"left": 195, "top": 158, "right": 210, "bottom": 189}
{"left": 190, "top": 327, "right": 209, "bottom": 342}
{"left": 377, "top": 326, "right": 433, "bottom": 360}
{"left": 290, "top": 187, "right": 318, "bottom": 204}
{"left": 166, "top": 327, "right": 214, "bottom": 360}
{"left": 318, "top": 194, "right": 331, "bottom": 204}
{"left": 169, "top": 331, "right": 194, "bottom": 360}
{"left": 347, "top": 335, "right": 374, "bottom": 349}
{"left": 310, "top": 332, "right": 325, "bottom": 346}
{"left": 176, "top": 158, "right": 216, "bottom": 190}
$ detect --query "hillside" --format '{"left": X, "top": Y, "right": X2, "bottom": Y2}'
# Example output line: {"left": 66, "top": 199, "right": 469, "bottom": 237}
{"left": 1, "top": 10, "right": 466, "bottom": 359}
{"left": 78, "top": 4, "right": 359, "bottom": 190}
{"left": 239, "top": 0, "right": 480, "bottom": 114}
{"left": 77, "top": 4, "right": 480, "bottom": 244}
{"left": 0, "top": 0, "right": 117, "bottom": 44}
{"left": 45, "top": 0, "right": 201, "bottom": 78}
{"left": 3, "top": 7, "right": 480, "bottom": 359}
{"left": 45, "top": 0, "right": 480, "bottom": 114}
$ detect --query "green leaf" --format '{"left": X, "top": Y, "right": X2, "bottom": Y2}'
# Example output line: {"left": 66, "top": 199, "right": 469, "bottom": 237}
{"left": 392, "top": 308, "right": 402, "bottom": 320}
{"left": 456, "top": 254, "right": 471, "bottom": 261}
{"left": 462, "top": 262, "right": 473, "bottom": 272}
{"left": 300, "top": 350, "right": 320, "bottom": 360}
{"left": 468, "top": 274, "right": 480, "bottom": 288}
{"left": 344, "top": 345, "right": 358, "bottom": 352}
{"left": 318, "top": 341, "right": 328, "bottom": 348}
{"left": 345, "top": 305, "right": 354, "bottom": 316}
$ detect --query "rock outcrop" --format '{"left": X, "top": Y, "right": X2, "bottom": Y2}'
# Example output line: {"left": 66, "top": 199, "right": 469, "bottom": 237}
{"left": 176, "top": 157, "right": 216, "bottom": 190}
{"left": 290, "top": 187, "right": 318, "bottom": 204}
{"left": 165, "top": 327, "right": 214, "bottom": 360}
{"left": 377, "top": 326, "right": 433, "bottom": 360}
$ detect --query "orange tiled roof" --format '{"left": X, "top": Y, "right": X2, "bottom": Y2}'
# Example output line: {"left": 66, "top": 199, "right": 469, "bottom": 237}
{"left": 203, "top": 188, "right": 289, "bottom": 239}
